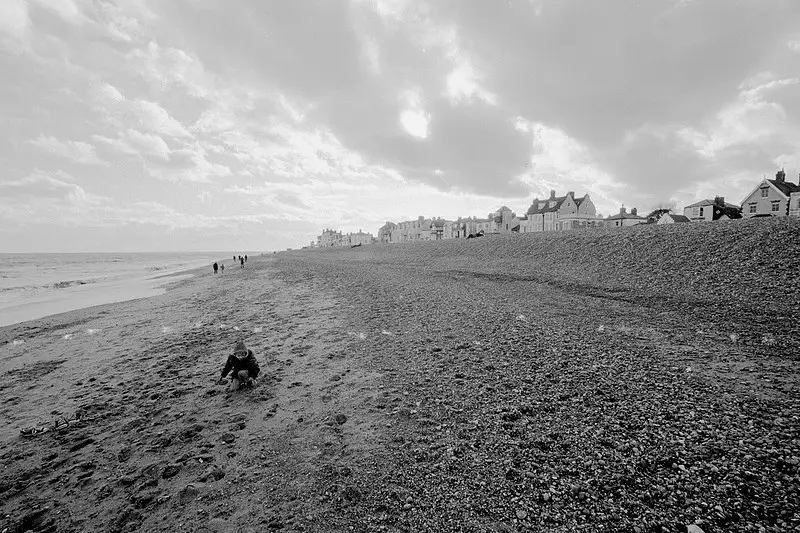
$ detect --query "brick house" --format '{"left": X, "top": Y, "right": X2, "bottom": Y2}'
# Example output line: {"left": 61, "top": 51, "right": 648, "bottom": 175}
{"left": 521, "top": 190, "right": 601, "bottom": 232}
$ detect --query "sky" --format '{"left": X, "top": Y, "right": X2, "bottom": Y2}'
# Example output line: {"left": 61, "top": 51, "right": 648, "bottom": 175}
{"left": 1, "top": 0, "right": 798, "bottom": 252}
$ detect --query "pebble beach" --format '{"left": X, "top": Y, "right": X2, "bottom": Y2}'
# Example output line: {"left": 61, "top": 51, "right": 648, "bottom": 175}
{"left": 1, "top": 218, "right": 798, "bottom": 533}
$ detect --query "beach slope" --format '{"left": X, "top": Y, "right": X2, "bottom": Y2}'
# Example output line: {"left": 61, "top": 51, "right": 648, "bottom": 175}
{"left": 1, "top": 218, "right": 798, "bottom": 532}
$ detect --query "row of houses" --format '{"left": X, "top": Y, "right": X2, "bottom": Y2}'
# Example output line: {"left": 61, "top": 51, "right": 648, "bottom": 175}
{"left": 658, "top": 170, "right": 800, "bottom": 224}
{"left": 312, "top": 170, "right": 800, "bottom": 246}
{"left": 314, "top": 228, "right": 375, "bottom": 247}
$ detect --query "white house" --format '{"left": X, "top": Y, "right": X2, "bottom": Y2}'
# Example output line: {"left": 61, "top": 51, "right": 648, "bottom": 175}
{"left": 740, "top": 170, "right": 800, "bottom": 217}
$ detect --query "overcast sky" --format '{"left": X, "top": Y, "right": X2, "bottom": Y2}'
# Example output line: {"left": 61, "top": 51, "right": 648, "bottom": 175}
{"left": 1, "top": 0, "right": 798, "bottom": 252}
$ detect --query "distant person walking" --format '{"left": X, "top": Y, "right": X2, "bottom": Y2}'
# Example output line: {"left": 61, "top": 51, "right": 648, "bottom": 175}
{"left": 212, "top": 262, "right": 218, "bottom": 274}
{"left": 220, "top": 263, "right": 225, "bottom": 274}
{"left": 244, "top": 254, "right": 248, "bottom": 263}
{"left": 233, "top": 255, "right": 236, "bottom": 262}
{"left": 240, "top": 256, "right": 245, "bottom": 269}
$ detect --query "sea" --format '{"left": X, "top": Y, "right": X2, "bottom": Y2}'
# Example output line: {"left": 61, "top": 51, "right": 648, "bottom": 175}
{"left": 0, "top": 252, "right": 232, "bottom": 327}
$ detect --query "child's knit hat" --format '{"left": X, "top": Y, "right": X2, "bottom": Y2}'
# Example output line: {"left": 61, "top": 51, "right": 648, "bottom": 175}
{"left": 234, "top": 340, "right": 248, "bottom": 357}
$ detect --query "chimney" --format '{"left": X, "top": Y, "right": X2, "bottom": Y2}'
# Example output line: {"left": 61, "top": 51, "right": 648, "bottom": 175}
{"left": 631, "top": 208, "right": 638, "bottom": 216}
{"left": 776, "top": 169, "right": 786, "bottom": 182}
{"left": 620, "top": 206, "right": 626, "bottom": 215}
{"left": 714, "top": 196, "right": 725, "bottom": 207}
{"left": 550, "top": 190, "right": 556, "bottom": 199}
{"left": 567, "top": 191, "right": 574, "bottom": 198}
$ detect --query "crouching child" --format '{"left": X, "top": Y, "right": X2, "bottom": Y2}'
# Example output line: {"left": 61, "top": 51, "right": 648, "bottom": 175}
{"left": 219, "top": 340, "right": 260, "bottom": 391}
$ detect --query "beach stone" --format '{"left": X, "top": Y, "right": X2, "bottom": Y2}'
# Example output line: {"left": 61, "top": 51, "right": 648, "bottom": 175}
{"left": 162, "top": 463, "right": 182, "bottom": 479}
{"left": 334, "top": 414, "right": 348, "bottom": 425}
{"left": 198, "top": 466, "right": 225, "bottom": 482}
{"left": 686, "top": 526, "right": 706, "bottom": 533}
{"left": 220, "top": 433, "right": 236, "bottom": 444}
{"left": 177, "top": 484, "right": 200, "bottom": 504}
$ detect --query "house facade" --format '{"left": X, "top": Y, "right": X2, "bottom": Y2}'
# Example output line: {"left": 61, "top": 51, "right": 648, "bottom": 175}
{"left": 684, "top": 197, "right": 742, "bottom": 222}
{"left": 377, "top": 222, "right": 396, "bottom": 243}
{"left": 521, "top": 190, "right": 601, "bottom": 232}
{"left": 740, "top": 170, "right": 800, "bottom": 218}
{"left": 391, "top": 216, "right": 432, "bottom": 242}
{"left": 317, "top": 229, "right": 344, "bottom": 247}
{"left": 790, "top": 191, "right": 800, "bottom": 217}
{"left": 605, "top": 207, "right": 647, "bottom": 227}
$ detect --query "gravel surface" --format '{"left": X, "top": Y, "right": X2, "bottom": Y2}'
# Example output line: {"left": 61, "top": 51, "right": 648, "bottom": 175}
{"left": 273, "top": 217, "right": 799, "bottom": 533}
{"left": 1, "top": 217, "right": 797, "bottom": 532}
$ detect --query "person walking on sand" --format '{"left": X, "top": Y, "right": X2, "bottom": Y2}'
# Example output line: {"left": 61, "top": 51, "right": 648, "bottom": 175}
{"left": 220, "top": 263, "right": 225, "bottom": 274}
{"left": 240, "top": 256, "right": 245, "bottom": 268}
{"left": 219, "top": 340, "right": 260, "bottom": 391}
{"left": 213, "top": 262, "right": 218, "bottom": 274}
{"left": 245, "top": 254, "right": 248, "bottom": 263}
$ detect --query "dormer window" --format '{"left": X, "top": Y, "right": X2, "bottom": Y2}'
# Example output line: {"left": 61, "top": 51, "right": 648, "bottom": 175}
{"left": 549, "top": 201, "right": 556, "bottom": 207}
{"left": 761, "top": 187, "right": 769, "bottom": 197}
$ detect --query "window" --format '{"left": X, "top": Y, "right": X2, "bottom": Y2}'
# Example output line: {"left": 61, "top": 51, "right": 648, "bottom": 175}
{"left": 699, "top": 207, "right": 704, "bottom": 217}
{"left": 749, "top": 203, "right": 757, "bottom": 213}
{"left": 761, "top": 188, "right": 769, "bottom": 197}
{"left": 771, "top": 202, "right": 780, "bottom": 212}
{"left": 693, "top": 207, "right": 699, "bottom": 216}
{"left": 797, "top": 198, "right": 800, "bottom": 208}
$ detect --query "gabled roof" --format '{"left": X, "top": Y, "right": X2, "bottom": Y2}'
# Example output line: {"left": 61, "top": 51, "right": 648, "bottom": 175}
{"left": 606, "top": 212, "right": 646, "bottom": 221}
{"left": 769, "top": 179, "right": 800, "bottom": 197}
{"left": 668, "top": 214, "right": 691, "bottom": 223}
{"left": 685, "top": 198, "right": 740, "bottom": 209}
{"left": 527, "top": 196, "right": 568, "bottom": 215}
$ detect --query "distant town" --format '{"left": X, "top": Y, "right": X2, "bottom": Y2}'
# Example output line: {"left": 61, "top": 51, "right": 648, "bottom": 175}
{"left": 310, "top": 170, "right": 800, "bottom": 247}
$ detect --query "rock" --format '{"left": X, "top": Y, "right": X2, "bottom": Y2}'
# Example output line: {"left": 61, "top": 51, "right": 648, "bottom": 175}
{"left": 198, "top": 466, "right": 225, "bottom": 482}
{"left": 177, "top": 484, "right": 200, "bottom": 504}
{"left": 334, "top": 414, "right": 348, "bottom": 425}
{"left": 515, "top": 509, "right": 527, "bottom": 519}
{"left": 686, "top": 526, "right": 706, "bottom": 533}
{"left": 161, "top": 463, "right": 182, "bottom": 479}
{"left": 220, "top": 433, "right": 236, "bottom": 444}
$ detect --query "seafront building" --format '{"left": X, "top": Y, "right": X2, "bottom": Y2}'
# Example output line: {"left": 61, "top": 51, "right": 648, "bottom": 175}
{"left": 315, "top": 229, "right": 375, "bottom": 247}
{"left": 313, "top": 169, "right": 800, "bottom": 248}
{"left": 740, "top": 169, "right": 800, "bottom": 218}
{"left": 521, "top": 190, "right": 603, "bottom": 232}
{"left": 604, "top": 207, "right": 647, "bottom": 227}
{"left": 683, "top": 197, "right": 742, "bottom": 222}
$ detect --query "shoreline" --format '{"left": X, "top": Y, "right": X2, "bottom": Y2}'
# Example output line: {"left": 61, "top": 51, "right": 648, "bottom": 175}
{"left": 0, "top": 263, "right": 209, "bottom": 329}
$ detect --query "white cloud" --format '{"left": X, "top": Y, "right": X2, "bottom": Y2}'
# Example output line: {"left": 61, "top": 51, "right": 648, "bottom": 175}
{"left": 678, "top": 75, "right": 799, "bottom": 158}
{"left": 514, "top": 118, "right": 622, "bottom": 210}
{"left": 446, "top": 61, "right": 497, "bottom": 106}
{"left": 0, "top": 0, "right": 29, "bottom": 42}
{"left": 93, "top": 129, "right": 170, "bottom": 160}
{"left": 30, "top": 0, "right": 88, "bottom": 25}
{"left": 400, "top": 109, "right": 429, "bottom": 139}
{"left": 28, "top": 135, "right": 106, "bottom": 165}
{"left": 93, "top": 81, "right": 192, "bottom": 138}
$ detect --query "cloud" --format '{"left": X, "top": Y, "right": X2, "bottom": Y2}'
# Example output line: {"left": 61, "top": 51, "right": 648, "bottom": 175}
{"left": 28, "top": 135, "right": 107, "bottom": 165}
{"left": 93, "top": 82, "right": 192, "bottom": 138}
{"left": 0, "top": 170, "right": 106, "bottom": 206}
{"left": 0, "top": 0, "right": 29, "bottom": 42}
{"left": 93, "top": 129, "right": 171, "bottom": 161}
